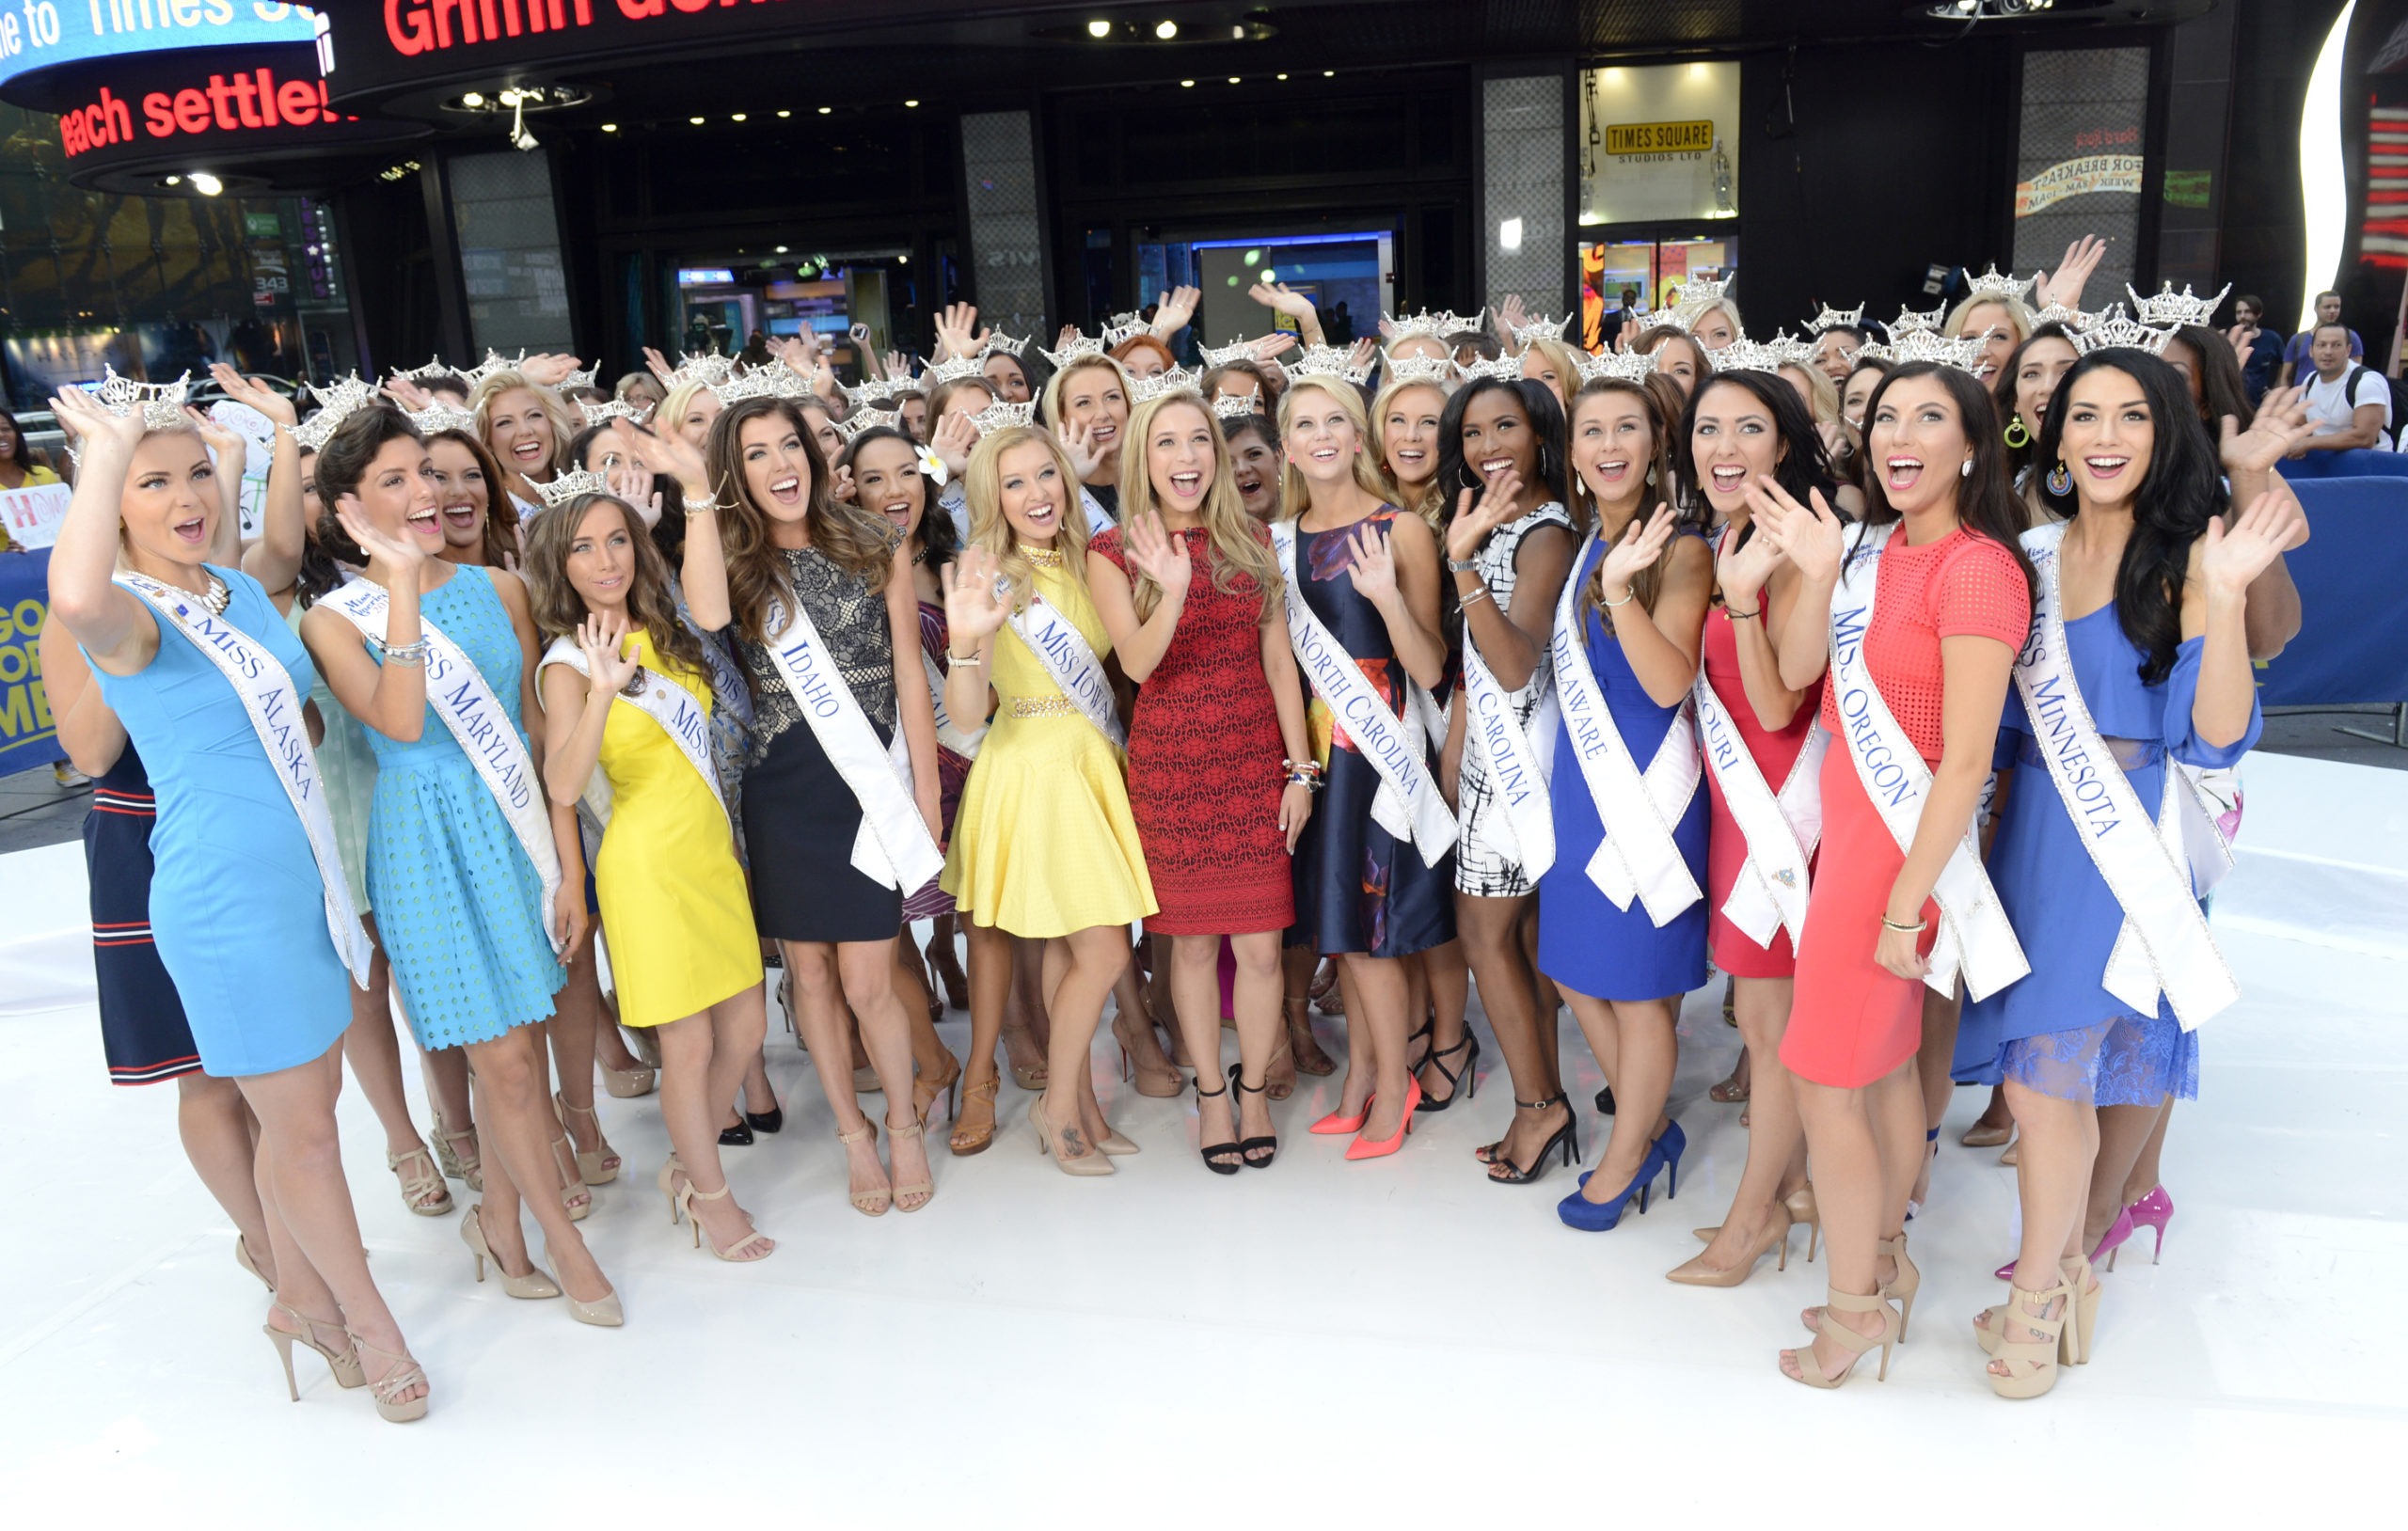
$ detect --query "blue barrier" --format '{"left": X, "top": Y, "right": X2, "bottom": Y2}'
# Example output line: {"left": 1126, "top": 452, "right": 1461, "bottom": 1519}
{"left": 2278, "top": 449, "right": 2408, "bottom": 480}
{"left": 0, "top": 546, "right": 62, "bottom": 773}
{"left": 2257, "top": 477, "right": 2408, "bottom": 707}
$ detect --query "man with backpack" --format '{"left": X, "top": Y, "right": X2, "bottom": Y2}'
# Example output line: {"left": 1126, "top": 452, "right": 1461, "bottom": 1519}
{"left": 2293, "top": 322, "right": 2395, "bottom": 455}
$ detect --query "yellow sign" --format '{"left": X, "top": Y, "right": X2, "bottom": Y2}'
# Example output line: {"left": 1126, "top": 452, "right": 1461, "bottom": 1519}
{"left": 1607, "top": 119, "right": 1715, "bottom": 155}
{"left": 2015, "top": 154, "right": 2145, "bottom": 216}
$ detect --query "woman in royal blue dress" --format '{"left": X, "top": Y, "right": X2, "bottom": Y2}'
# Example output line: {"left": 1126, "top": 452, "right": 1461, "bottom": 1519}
{"left": 46, "top": 385, "right": 428, "bottom": 1423}
{"left": 301, "top": 404, "right": 620, "bottom": 1327}
{"left": 1954, "top": 349, "right": 2300, "bottom": 1397}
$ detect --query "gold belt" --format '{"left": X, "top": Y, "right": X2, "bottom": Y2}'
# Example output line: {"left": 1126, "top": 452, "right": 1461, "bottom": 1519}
{"left": 1006, "top": 695, "right": 1081, "bottom": 719}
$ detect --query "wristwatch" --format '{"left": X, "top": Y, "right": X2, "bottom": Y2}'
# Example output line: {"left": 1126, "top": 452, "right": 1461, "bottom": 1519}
{"left": 1446, "top": 556, "right": 1481, "bottom": 574}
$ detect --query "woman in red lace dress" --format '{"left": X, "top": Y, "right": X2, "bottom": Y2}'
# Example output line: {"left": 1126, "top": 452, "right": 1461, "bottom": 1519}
{"left": 1089, "top": 391, "right": 1315, "bottom": 1174}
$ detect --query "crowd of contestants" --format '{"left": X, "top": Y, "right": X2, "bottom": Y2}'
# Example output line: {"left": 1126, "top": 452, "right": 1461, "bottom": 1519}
{"left": 42, "top": 242, "right": 2313, "bottom": 1419}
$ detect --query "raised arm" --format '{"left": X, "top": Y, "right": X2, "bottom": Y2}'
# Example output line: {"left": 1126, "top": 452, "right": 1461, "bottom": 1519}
{"left": 297, "top": 510, "right": 429, "bottom": 742}
{"left": 939, "top": 545, "right": 1008, "bottom": 745}
{"left": 44, "top": 387, "right": 163, "bottom": 673}
{"left": 1750, "top": 478, "right": 1846, "bottom": 691}
{"left": 2216, "top": 390, "right": 2314, "bottom": 659}
{"left": 1085, "top": 515, "right": 1189, "bottom": 684}
{"left": 214, "top": 369, "right": 308, "bottom": 595}
{"left": 2188, "top": 494, "right": 2291, "bottom": 750}
{"left": 1444, "top": 470, "right": 1573, "bottom": 690}
{"left": 1599, "top": 507, "right": 1712, "bottom": 707}
{"left": 1717, "top": 528, "right": 1814, "bottom": 728}
{"left": 1351, "top": 512, "right": 1450, "bottom": 690}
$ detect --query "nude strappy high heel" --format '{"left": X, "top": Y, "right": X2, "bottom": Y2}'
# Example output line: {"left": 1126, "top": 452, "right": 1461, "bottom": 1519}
{"left": 547, "top": 1133, "right": 594, "bottom": 1221}
{"left": 1782, "top": 1288, "right": 1898, "bottom": 1389}
{"left": 837, "top": 1119, "right": 892, "bottom": 1214}
{"left": 345, "top": 1329, "right": 431, "bottom": 1422}
{"left": 886, "top": 1117, "right": 934, "bottom": 1212}
{"left": 460, "top": 1204, "right": 562, "bottom": 1299}
{"left": 430, "top": 1110, "right": 483, "bottom": 1192}
{"left": 1985, "top": 1275, "right": 2072, "bottom": 1399}
{"left": 674, "top": 1176, "right": 776, "bottom": 1261}
{"left": 2059, "top": 1252, "right": 2100, "bottom": 1365}
{"left": 554, "top": 1092, "right": 622, "bottom": 1185}
{"left": 387, "top": 1144, "right": 454, "bottom": 1217}
{"left": 1878, "top": 1231, "right": 1921, "bottom": 1341}
{"left": 262, "top": 1302, "right": 363, "bottom": 1398}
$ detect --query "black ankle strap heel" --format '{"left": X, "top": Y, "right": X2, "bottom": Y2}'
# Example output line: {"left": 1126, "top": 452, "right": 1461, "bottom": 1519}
{"left": 1231, "top": 1063, "right": 1278, "bottom": 1170}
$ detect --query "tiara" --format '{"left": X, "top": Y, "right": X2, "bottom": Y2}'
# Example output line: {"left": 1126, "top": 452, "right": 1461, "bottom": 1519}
{"left": 970, "top": 400, "right": 1038, "bottom": 433}
{"left": 1456, "top": 355, "right": 1528, "bottom": 385}
{"left": 1861, "top": 328, "right": 1987, "bottom": 371}
{"left": 1198, "top": 339, "right": 1259, "bottom": 368}
{"left": 836, "top": 378, "right": 892, "bottom": 412}
{"left": 979, "top": 333, "right": 1032, "bottom": 361}
{"left": 2070, "top": 305, "right": 2176, "bottom": 357}
{"left": 1038, "top": 333, "right": 1103, "bottom": 368}
{"left": 1808, "top": 302, "right": 1865, "bottom": 331}
{"left": 769, "top": 365, "right": 819, "bottom": 400}
{"left": 666, "top": 351, "right": 736, "bottom": 390}
{"left": 292, "top": 372, "right": 382, "bottom": 450}
{"left": 920, "top": 354, "right": 988, "bottom": 387}
{"left": 1384, "top": 308, "right": 1468, "bottom": 341}
{"left": 1130, "top": 367, "right": 1202, "bottom": 403}
{"left": 1671, "top": 274, "right": 1735, "bottom": 328}
{"left": 1211, "top": 392, "right": 1264, "bottom": 420}
{"left": 1101, "top": 311, "right": 1150, "bottom": 348}
{"left": 1576, "top": 348, "right": 1656, "bottom": 385}
{"left": 1283, "top": 345, "right": 1375, "bottom": 387}
{"left": 2126, "top": 282, "right": 2229, "bottom": 331}
{"left": 389, "top": 355, "right": 463, "bottom": 385}
{"left": 1889, "top": 302, "right": 1947, "bottom": 337}
{"left": 580, "top": 399, "right": 653, "bottom": 427}
{"left": 1383, "top": 354, "right": 1455, "bottom": 386}
{"left": 405, "top": 402, "right": 480, "bottom": 437}
{"left": 834, "top": 406, "right": 901, "bottom": 443}
{"left": 95, "top": 367, "right": 194, "bottom": 431}
{"left": 559, "top": 361, "right": 599, "bottom": 392}
{"left": 2028, "top": 301, "right": 2096, "bottom": 333}
{"left": 531, "top": 466, "right": 616, "bottom": 510}
{"left": 1631, "top": 307, "right": 1690, "bottom": 335}
{"left": 1962, "top": 264, "right": 2036, "bottom": 306}
{"left": 463, "top": 349, "right": 528, "bottom": 387}
{"left": 713, "top": 368, "right": 784, "bottom": 405}
{"left": 1760, "top": 329, "right": 1815, "bottom": 367}
{"left": 1510, "top": 313, "right": 1570, "bottom": 344}
{"left": 1706, "top": 339, "right": 1787, "bottom": 374}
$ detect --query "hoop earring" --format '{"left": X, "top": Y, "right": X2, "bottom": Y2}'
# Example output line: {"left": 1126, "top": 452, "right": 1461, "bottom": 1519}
{"left": 2002, "top": 414, "right": 2030, "bottom": 450}
{"left": 2045, "top": 460, "right": 2073, "bottom": 497}
{"left": 1461, "top": 464, "right": 1483, "bottom": 491}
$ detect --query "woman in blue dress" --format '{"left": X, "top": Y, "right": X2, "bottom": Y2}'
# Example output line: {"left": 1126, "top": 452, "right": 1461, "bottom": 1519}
{"left": 1537, "top": 399, "right": 1715, "bottom": 1231}
{"left": 1955, "top": 350, "right": 2299, "bottom": 1398}
{"left": 46, "top": 386, "right": 427, "bottom": 1422}
{"left": 301, "top": 404, "right": 620, "bottom": 1327}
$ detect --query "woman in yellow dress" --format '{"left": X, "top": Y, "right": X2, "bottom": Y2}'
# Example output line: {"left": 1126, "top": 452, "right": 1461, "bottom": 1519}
{"left": 526, "top": 482, "right": 772, "bottom": 1261}
{"left": 941, "top": 426, "right": 1156, "bottom": 1175}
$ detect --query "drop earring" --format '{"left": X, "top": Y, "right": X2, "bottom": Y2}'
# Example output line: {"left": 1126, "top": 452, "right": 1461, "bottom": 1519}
{"left": 2045, "top": 460, "right": 2073, "bottom": 496}
{"left": 1959, "top": 457, "right": 1973, "bottom": 479}
{"left": 2003, "top": 414, "right": 2030, "bottom": 449}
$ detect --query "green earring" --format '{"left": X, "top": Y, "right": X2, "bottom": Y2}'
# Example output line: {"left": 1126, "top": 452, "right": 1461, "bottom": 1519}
{"left": 2003, "top": 414, "right": 2031, "bottom": 450}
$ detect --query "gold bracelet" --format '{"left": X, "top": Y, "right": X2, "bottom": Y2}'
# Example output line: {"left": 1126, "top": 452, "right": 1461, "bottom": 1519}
{"left": 1879, "top": 914, "right": 1926, "bottom": 934}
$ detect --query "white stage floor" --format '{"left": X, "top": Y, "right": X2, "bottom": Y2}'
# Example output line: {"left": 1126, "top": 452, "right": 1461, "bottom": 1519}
{"left": 1, "top": 751, "right": 2400, "bottom": 1523}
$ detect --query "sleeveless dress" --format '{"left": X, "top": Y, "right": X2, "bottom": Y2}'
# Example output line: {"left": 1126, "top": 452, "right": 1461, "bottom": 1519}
{"left": 738, "top": 543, "right": 908, "bottom": 944}
{"left": 1782, "top": 528, "right": 2030, "bottom": 1090}
{"left": 587, "top": 630, "right": 762, "bottom": 1026}
{"left": 84, "top": 742, "right": 202, "bottom": 1084}
{"left": 1700, "top": 569, "right": 1824, "bottom": 977}
{"left": 1535, "top": 536, "right": 1710, "bottom": 1000}
{"left": 1090, "top": 523, "right": 1294, "bottom": 936}
{"left": 1953, "top": 607, "right": 2256, "bottom": 1103}
{"left": 359, "top": 564, "right": 566, "bottom": 1050}
{"left": 1287, "top": 509, "right": 1454, "bottom": 958}
{"left": 284, "top": 597, "right": 376, "bottom": 913}
{"left": 941, "top": 545, "right": 1156, "bottom": 937}
{"left": 1454, "top": 501, "right": 1576, "bottom": 898}
{"left": 899, "top": 594, "right": 974, "bottom": 921}
{"left": 88, "top": 567, "right": 350, "bottom": 1077}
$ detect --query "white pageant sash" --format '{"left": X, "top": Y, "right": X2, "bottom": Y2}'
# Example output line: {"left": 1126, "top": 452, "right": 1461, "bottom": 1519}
{"left": 1693, "top": 532, "right": 1827, "bottom": 951}
{"left": 1547, "top": 529, "right": 1702, "bottom": 924}
{"left": 1828, "top": 525, "right": 2026, "bottom": 1001}
{"left": 920, "top": 646, "right": 987, "bottom": 759}
{"left": 1007, "top": 592, "right": 1127, "bottom": 750}
{"left": 1271, "top": 519, "right": 1457, "bottom": 865}
{"left": 1460, "top": 612, "right": 1558, "bottom": 879}
{"left": 322, "top": 577, "right": 565, "bottom": 953}
{"left": 540, "top": 635, "right": 727, "bottom": 819}
{"left": 2016, "top": 524, "right": 2237, "bottom": 1030}
{"left": 119, "top": 573, "right": 372, "bottom": 988}
{"left": 761, "top": 592, "right": 943, "bottom": 892}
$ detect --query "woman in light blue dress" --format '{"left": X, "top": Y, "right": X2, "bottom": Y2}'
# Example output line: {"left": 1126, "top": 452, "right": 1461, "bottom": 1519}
{"left": 302, "top": 403, "right": 621, "bottom": 1327}
{"left": 47, "top": 387, "right": 427, "bottom": 1422}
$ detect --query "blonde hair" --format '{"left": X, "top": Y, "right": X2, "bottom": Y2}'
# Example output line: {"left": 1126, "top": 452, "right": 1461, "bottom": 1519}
{"left": 1688, "top": 296, "right": 1745, "bottom": 340}
{"left": 1038, "top": 354, "right": 1133, "bottom": 434}
{"left": 927, "top": 375, "right": 996, "bottom": 421}
{"left": 657, "top": 378, "right": 721, "bottom": 443}
{"left": 467, "top": 370, "right": 576, "bottom": 482}
{"left": 1520, "top": 338, "right": 1583, "bottom": 408}
{"left": 964, "top": 425, "right": 1093, "bottom": 611}
{"left": 1275, "top": 379, "right": 1392, "bottom": 522}
{"left": 1778, "top": 361, "right": 1841, "bottom": 426}
{"left": 1367, "top": 375, "right": 1452, "bottom": 530}
{"left": 1945, "top": 294, "right": 2034, "bottom": 347}
{"left": 1117, "top": 391, "right": 1282, "bottom": 622}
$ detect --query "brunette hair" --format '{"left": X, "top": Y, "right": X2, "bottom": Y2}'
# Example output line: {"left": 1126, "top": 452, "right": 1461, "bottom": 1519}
{"left": 427, "top": 427, "right": 523, "bottom": 569}
{"left": 2031, "top": 349, "right": 2222, "bottom": 684}
{"left": 1989, "top": 323, "right": 2081, "bottom": 481}
{"left": 1851, "top": 360, "right": 2038, "bottom": 612}
{"left": 2167, "top": 324, "right": 2252, "bottom": 434}
{"left": 1201, "top": 359, "right": 1281, "bottom": 411}
{"left": 927, "top": 376, "right": 997, "bottom": 422}
{"left": 708, "top": 395, "right": 897, "bottom": 642}
{"left": 566, "top": 421, "right": 686, "bottom": 566}
{"left": 1638, "top": 326, "right": 1714, "bottom": 387}
{"left": 1117, "top": 391, "right": 1281, "bottom": 622}
{"left": 1435, "top": 375, "right": 1570, "bottom": 520}
{"left": 836, "top": 425, "right": 958, "bottom": 570}
{"left": 1676, "top": 370, "right": 1837, "bottom": 548}
{"left": 1568, "top": 376, "right": 1694, "bottom": 623}
{"left": 309, "top": 404, "right": 425, "bottom": 592}
{"left": 520, "top": 493, "right": 710, "bottom": 685}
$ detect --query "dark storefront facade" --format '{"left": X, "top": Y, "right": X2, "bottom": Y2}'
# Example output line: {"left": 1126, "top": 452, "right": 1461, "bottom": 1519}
{"left": 0, "top": 1, "right": 2382, "bottom": 400}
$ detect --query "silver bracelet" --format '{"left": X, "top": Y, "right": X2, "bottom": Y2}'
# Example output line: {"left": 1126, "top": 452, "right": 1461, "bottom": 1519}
{"left": 380, "top": 638, "right": 430, "bottom": 667}
{"left": 1601, "top": 586, "right": 1636, "bottom": 608}
{"left": 1459, "top": 584, "right": 1493, "bottom": 608}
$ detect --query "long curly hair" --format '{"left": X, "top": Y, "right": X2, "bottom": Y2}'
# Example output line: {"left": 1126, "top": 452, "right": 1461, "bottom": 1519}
{"left": 963, "top": 425, "right": 1092, "bottom": 611}
{"left": 1853, "top": 360, "right": 2039, "bottom": 618}
{"left": 708, "top": 395, "right": 898, "bottom": 643}
{"left": 427, "top": 427, "right": 522, "bottom": 570}
{"left": 2031, "top": 348, "right": 2223, "bottom": 685}
{"left": 1567, "top": 376, "right": 1694, "bottom": 623}
{"left": 519, "top": 493, "right": 710, "bottom": 686}
{"left": 1116, "top": 391, "right": 1282, "bottom": 623}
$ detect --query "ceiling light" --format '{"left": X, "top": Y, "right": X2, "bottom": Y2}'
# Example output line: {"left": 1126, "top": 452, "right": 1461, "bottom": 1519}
{"left": 188, "top": 171, "right": 223, "bottom": 197}
{"left": 1228, "top": 76, "right": 1241, "bottom": 84}
{"left": 601, "top": 122, "right": 617, "bottom": 132}
{"left": 1180, "top": 79, "right": 1195, "bottom": 87}
{"left": 1277, "top": 72, "right": 1288, "bottom": 80}
{"left": 1155, "top": 20, "right": 1178, "bottom": 39}
{"left": 1087, "top": 19, "right": 1111, "bottom": 37}
{"left": 462, "top": 91, "right": 484, "bottom": 108}
{"left": 164, "top": 174, "right": 181, "bottom": 185}
{"left": 690, "top": 116, "right": 705, "bottom": 124}
{"left": 1323, "top": 71, "right": 1335, "bottom": 77}
{"left": 818, "top": 106, "right": 832, "bottom": 114}
{"left": 776, "top": 245, "right": 788, "bottom": 253}
{"left": 904, "top": 100, "right": 919, "bottom": 108}
{"left": 777, "top": 109, "right": 791, "bottom": 118}
{"left": 899, "top": 255, "right": 910, "bottom": 264}
{"left": 731, "top": 113, "right": 746, "bottom": 121}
